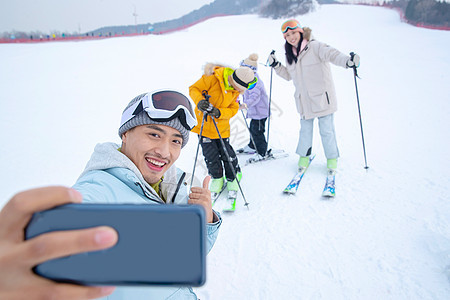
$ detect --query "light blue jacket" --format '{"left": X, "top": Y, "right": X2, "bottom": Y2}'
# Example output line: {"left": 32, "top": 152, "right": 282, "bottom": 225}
{"left": 72, "top": 142, "right": 222, "bottom": 300}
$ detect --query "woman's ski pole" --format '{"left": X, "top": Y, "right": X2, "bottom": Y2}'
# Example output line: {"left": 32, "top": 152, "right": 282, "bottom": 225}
{"left": 350, "top": 52, "right": 369, "bottom": 169}
{"left": 265, "top": 50, "right": 275, "bottom": 156}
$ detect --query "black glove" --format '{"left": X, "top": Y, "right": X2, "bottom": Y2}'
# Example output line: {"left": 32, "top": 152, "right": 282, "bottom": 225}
{"left": 210, "top": 107, "right": 221, "bottom": 118}
{"left": 267, "top": 53, "right": 280, "bottom": 68}
{"left": 197, "top": 100, "right": 211, "bottom": 112}
{"left": 197, "top": 100, "right": 221, "bottom": 118}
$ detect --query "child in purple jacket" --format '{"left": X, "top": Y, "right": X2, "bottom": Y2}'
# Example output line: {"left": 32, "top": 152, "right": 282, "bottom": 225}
{"left": 238, "top": 53, "right": 270, "bottom": 159}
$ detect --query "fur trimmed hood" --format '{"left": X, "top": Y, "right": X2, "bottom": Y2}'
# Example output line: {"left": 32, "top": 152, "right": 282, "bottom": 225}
{"left": 303, "top": 27, "right": 312, "bottom": 41}
{"left": 203, "top": 62, "right": 233, "bottom": 75}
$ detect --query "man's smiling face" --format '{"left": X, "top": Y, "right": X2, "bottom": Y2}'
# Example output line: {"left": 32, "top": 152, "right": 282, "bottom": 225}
{"left": 121, "top": 124, "right": 183, "bottom": 185}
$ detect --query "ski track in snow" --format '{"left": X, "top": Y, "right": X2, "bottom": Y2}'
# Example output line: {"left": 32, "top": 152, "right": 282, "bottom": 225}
{"left": 0, "top": 4, "right": 449, "bottom": 300}
{"left": 202, "top": 153, "right": 450, "bottom": 299}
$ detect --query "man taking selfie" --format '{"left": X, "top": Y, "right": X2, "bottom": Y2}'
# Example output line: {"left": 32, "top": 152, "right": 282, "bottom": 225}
{"left": 73, "top": 90, "right": 222, "bottom": 299}
{"left": 0, "top": 90, "right": 220, "bottom": 300}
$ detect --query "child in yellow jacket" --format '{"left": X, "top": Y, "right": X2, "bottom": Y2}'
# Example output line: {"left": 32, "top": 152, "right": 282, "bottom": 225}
{"left": 189, "top": 63, "right": 256, "bottom": 204}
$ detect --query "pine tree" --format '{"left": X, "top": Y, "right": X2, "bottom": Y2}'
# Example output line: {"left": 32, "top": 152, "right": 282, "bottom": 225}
{"left": 260, "top": 0, "right": 316, "bottom": 19}
{"left": 405, "top": 0, "right": 450, "bottom": 26}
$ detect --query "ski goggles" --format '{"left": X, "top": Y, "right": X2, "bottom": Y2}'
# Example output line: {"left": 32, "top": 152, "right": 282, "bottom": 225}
{"left": 232, "top": 72, "right": 258, "bottom": 90}
{"left": 281, "top": 19, "right": 302, "bottom": 33}
{"left": 240, "top": 60, "right": 257, "bottom": 71}
{"left": 120, "top": 90, "right": 197, "bottom": 131}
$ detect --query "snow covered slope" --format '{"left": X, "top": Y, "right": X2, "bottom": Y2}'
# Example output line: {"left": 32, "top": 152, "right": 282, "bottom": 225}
{"left": 0, "top": 4, "right": 449, "bottom": 299}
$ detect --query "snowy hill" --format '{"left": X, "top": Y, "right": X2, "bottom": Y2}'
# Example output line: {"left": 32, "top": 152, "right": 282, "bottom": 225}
{"left": 0, "top": 4, "right": 449, "bottom": 299}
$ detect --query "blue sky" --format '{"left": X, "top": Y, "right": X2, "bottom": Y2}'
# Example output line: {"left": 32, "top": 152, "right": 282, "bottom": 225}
{"left": 0, "top": 0, "right": 213, "bottom": 33}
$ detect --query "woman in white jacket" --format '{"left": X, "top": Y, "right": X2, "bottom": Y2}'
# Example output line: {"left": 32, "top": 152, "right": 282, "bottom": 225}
{"left": 268, "top": 19, "right": 360, "bottom": 195}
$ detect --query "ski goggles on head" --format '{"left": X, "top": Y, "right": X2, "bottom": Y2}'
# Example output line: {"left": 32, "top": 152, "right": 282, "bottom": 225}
{"left": 120, "top": 90, "right": 197, "bottom": 131}
{"left": 239, "top": 60, "right": 257, "bottom": 71}
{"left": 281, "top": 19, "right": 301, "bottom": 33}
{"left": 232, "top": 72, "right": 258, "bottom": 91}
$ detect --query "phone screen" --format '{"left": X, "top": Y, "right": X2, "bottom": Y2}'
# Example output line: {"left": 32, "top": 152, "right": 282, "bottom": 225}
{"left": 25, "top": 203, "right": 206, "bottom": 286}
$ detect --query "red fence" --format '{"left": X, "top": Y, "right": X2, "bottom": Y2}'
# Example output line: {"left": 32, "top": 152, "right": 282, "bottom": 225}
{"left": 355, "top": 2, "right": 450, "bottom": 31}
{"left": 1, "top": 6, "right": 448, "bottom": 45}
{"left": 0, "top": 14, "right": 229, "bottom": 44}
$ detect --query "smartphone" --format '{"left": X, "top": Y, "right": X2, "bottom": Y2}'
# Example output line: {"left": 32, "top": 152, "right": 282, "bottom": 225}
{"left": 25, "top": 203, "right": 206, "bottom": 286}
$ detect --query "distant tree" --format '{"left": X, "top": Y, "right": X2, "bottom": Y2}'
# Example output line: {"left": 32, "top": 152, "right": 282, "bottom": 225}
{"left": 260, "top": 0, "right": 316, "bottom": 19}
{"left": 12, "top": 31, "right": 28, "bottom": 39}
{"left": 405, "top": 0, "right": 450, "bottom": 26}
{"left": 388, "top": 0, "right": 409, "bottom": 10}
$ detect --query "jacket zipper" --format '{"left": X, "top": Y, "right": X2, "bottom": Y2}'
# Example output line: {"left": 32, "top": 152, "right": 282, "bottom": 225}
{"left": 135, "top": 182, "right": 164, "bottom": 204}
{"left": 325, "top": 92, "right": 330, "bottom": 104}
{"left": 171, "top": 172, "right": 186, "bottom": 204}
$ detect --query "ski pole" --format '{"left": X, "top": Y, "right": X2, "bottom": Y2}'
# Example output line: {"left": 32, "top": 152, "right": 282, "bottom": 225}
{"left": 190, "top": 90, "right": 212, "bottom": 188}
{"left": 210, "top": 115, "right": 249, "bottom": 208}
{"left": 202, "top": 90, "right": 249, "bottom": 208}
{"left": 265, "top": 50, "right": 275, "bottom": 156}
{"left": 350, "top": 52, "right": 369, "bottom": 169}
{"left": 239, "top": 106, "right": 257, "bottom": 151}
{"left": 190, "top": 112, "right": 207, "bottom": 189}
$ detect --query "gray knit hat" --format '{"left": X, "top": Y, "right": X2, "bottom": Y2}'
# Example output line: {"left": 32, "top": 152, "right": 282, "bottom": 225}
{"left": 118, "top": 93, "right": 190, "bottom": 148}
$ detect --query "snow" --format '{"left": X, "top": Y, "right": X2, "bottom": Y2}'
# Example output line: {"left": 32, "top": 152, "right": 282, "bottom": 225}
{"left": 1, "top": 4, "right": 449, "bottom": 299}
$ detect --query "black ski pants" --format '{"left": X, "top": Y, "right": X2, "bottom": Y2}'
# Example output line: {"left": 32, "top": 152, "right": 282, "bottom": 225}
{"left": 248, "top": 118, "right": 268, "bottom": 156}
{"left": 200, "top": 136, "right": 240, "bottom": 181}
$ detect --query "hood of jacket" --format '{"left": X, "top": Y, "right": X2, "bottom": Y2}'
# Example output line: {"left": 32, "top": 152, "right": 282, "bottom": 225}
{"left": 203, "top": 62, "right": 230, "bottom": 76}
{"left": 303, "top": 27, "right": 312, "bottom": 41}
{"left": 204, "top": 63, "right": 236, "bottom": 90}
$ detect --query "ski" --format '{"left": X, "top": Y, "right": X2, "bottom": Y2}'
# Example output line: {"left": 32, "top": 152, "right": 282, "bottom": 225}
{"left": 238, "top": 148, "right": 285, "bottom": 156}
{"left": 245, "top": 149, "right": 289, "bottom": 165}
{"left": 236, "top": 147, "right": 256, "bottom": 155}
{"left": 322, "top": 170, "right": 336, "bottom": 197}
{"left": 223, "top": 190, "right": 237, "bottom": 212}
{"left": 283, "top": 155, "right": 316, "bottom": 194}
{"left": 211, "top": 184, "right": 227, "bottom": 205}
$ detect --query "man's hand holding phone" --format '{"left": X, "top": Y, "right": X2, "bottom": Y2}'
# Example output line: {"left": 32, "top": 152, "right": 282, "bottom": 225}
{"left": 0, "top": 186, "right": 118, "bottom": 300}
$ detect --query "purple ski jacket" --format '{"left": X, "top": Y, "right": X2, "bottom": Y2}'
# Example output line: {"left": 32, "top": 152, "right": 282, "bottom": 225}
{"left": 242, "top": 73, "right": 269, "bottom": 120}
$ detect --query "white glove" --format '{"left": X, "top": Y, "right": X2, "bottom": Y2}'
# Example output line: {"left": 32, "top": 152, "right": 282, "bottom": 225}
{"left": 347, "top": 53, "right": 360, "bottom": 68}
{"left": 267, "top": 53, "right": 280, "bottom": 68}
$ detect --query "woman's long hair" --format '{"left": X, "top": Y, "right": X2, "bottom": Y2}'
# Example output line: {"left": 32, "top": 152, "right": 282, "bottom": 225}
{"left": 284, "top": 33, "right": 303, "bottom": 65}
